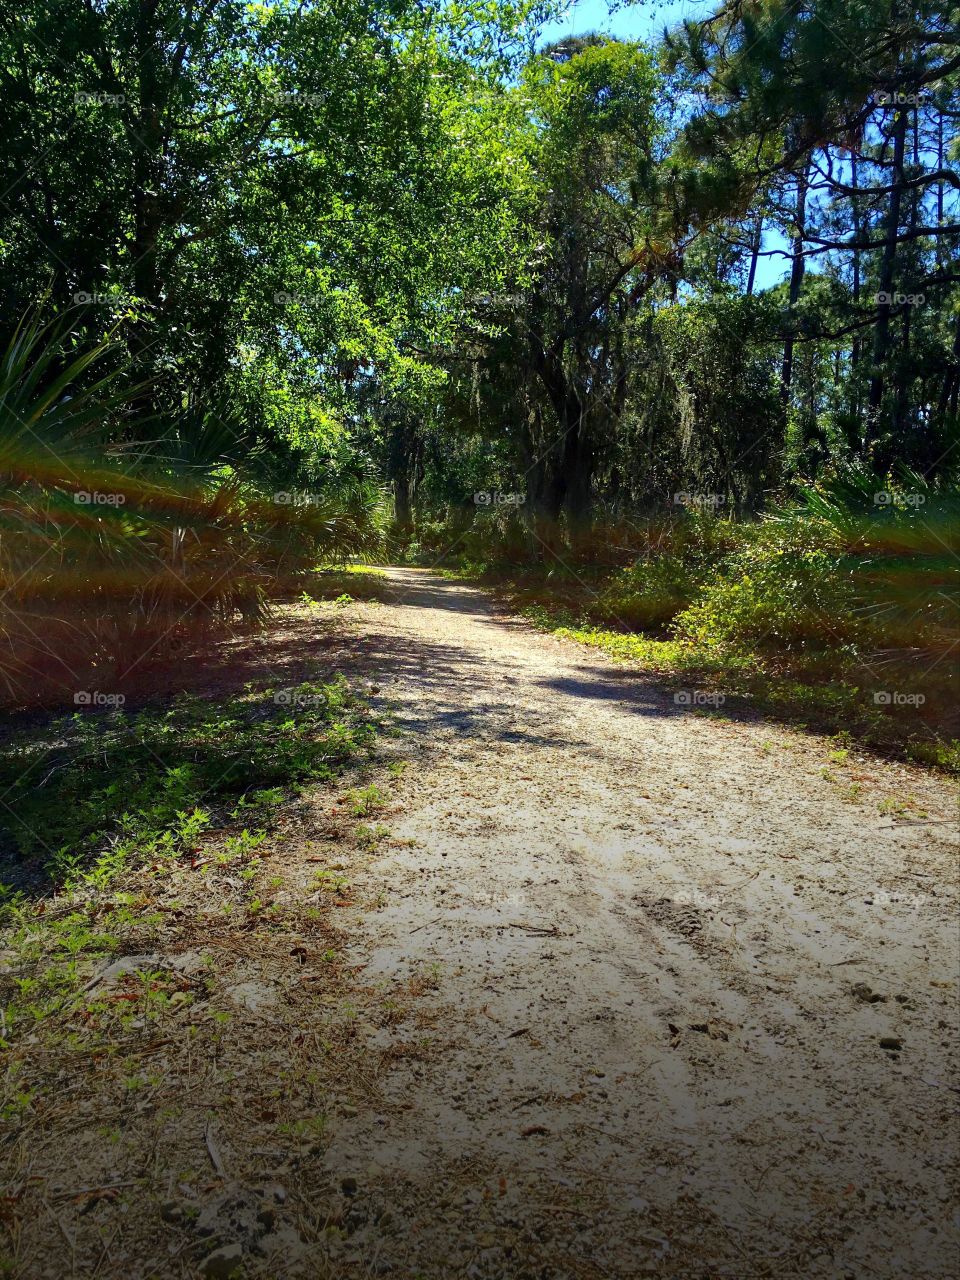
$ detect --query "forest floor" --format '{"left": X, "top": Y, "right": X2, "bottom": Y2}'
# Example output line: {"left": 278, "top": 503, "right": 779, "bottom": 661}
{"left": 2, "top": 567, "right": 958, "bottom": 1279}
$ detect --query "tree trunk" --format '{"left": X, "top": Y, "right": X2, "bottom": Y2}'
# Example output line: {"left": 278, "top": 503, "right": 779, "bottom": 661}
{"left": 780, "top": 162, "right": 810, "bottom": 408}
{"left": 388, "top": 416, "right": 418, "bottom": 535}
{"left": 746, "top": 212, "right": 762, "bottom": 296}
{"left": 563, "top": 413, "right": 594, "bottom": 532}
{"left": 393, "top": 471, "right": 412, "bottom": 532}
{"left": 850, "top": 151, "right": 861, "bottom": 369}
{"left": 936, "top": 314, "right": 960, "bottom": 420}
{"left": 936, "top": 114, "right": 945, "bottom": 269}
{"left": 893, "top": 107, "right": 921, "bottom": 431}
{"left": 867, "top": 105, "right": 908, "bottom": 430}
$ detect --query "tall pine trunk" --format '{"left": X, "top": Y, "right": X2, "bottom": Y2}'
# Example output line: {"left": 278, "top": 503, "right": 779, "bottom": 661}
{"left": 893, "top": 107, "right": 921, "bottom": 431}
{"left": 780, "top": 162, "right": 810, "bottom": 408}
{"left": 845, "top": 150, "right": 864, "bottom": 448}
{"left": 746, "top": 212, "right": 763, "bottom": 296}
{"left": 867, "top": 105, "right": 908, "bottom": 432}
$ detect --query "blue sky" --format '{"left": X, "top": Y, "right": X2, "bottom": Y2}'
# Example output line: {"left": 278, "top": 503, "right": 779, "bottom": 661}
{"left": 539, "top": 0, "right": 716, "bottom": 46}
{"left": 537, "top": 1, "right": 790, "bottom": 289}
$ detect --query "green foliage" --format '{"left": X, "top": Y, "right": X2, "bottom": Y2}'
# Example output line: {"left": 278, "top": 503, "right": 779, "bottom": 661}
{"left": 0, "top": 1, "right": 956, "bottom": 773}
{"left": 0, "top": 1, "right": 553, "bottom": 700}
{"left": 396, "top": 3, "right": 958, "bottom": 539}
{"left": 596, "top": 512, "right": 740, "bottom": 629}
{"left": 0, "top": 314, "right": 385, "bottom": 701}
{"left": 346, "top": 784, "right": 387, "bottom": 817}
{"left": 652, "top": 295, "right": 785, "bottom": 510}
{"left": 453, "top": 477, "right": 958, "bottom": 767}
{"left": 672, "top": 518, "right": 856, "bottom": 653}
{"left": 0, "top": 676, "right": 375, "bottom": 883}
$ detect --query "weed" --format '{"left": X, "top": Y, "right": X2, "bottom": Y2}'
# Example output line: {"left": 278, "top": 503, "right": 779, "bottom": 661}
{"left": 279, "top": 1114, "right": 327, "bottom": 1140}
{"left": 355, "top": 823, "right": 389, "bottom": 849}
{"left": 878, "top": 795, "right": 928, "bottom": 818}
{"left": 218, "top": 829, "right": 268, "bottom": 865}
{"left": 347, "top": 784, "right": 386, "bottom": 817}
{"left": 313, "top": 870, "right": 350, "bottom": 894}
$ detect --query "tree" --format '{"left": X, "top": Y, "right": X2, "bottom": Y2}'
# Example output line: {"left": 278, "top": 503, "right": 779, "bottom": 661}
{"left": 0, "top": 0, "right": 543, "bottom": 431}
{"left": 667, "top": 0, "right": 960, "bottom": 465}
{"left": 436, "top": 35, "right": 683, "bottom": 536}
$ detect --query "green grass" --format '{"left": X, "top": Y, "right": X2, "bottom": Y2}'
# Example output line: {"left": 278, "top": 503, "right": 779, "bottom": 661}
{"left": 0, "top": 675, "right": 379, "bottom": 1054}
{"left": 436, "top": 560, "right": 496, "bottom": 582}
{"left": 309, "top": 565, "right": 391, "bottom": 601}
{"left": 0, "top": 675, "right": 376, "bottom": 890}
{"left": 549, "top": 620, "right": 688, "bottom": 670}
{"left": 340, "top": 564, "right": 388, "bottom": 577}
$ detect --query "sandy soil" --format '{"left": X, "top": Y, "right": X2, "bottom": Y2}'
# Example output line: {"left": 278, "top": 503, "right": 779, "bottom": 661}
{"left": 3, "top": 567, "right": 958, "bottom": 1280}
{"left": 318, "top": 567, "right": 959, "bottom": 1279}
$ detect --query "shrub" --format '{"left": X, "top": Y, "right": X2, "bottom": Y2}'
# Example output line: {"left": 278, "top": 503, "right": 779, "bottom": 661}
{"left": 673, "top": 516, "right": 859, "bottom": 654}
{"left": 0, "top": 313, "right": 382, "bottom": 705}
{"left": 596, "top": 510, "right": 740, "bottom": 630}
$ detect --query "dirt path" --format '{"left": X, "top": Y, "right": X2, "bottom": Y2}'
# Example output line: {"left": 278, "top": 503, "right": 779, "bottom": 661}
{"left": 317, "top": 567, "right": 959, "bottom": 1279}
{"left": 4, "top": 568, "right": 957, "bottom": 1280}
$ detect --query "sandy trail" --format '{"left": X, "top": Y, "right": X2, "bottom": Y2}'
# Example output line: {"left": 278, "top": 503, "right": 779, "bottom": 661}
{"left": 318, "top": 566, "right": 959, "bottom": 1279}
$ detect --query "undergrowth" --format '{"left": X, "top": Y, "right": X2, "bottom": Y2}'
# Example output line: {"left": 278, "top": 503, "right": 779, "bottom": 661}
{"left": 0, "top": 675, "right": 375, "bottom": 889}
{"left": 310, "top": 564, "right": 391, "bottom": 603}
{"left": 0, "top": 675, "right": 377, "bottom": 1057}
{"left": 516, "top": 612, "right": 959, "bottom": 773}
